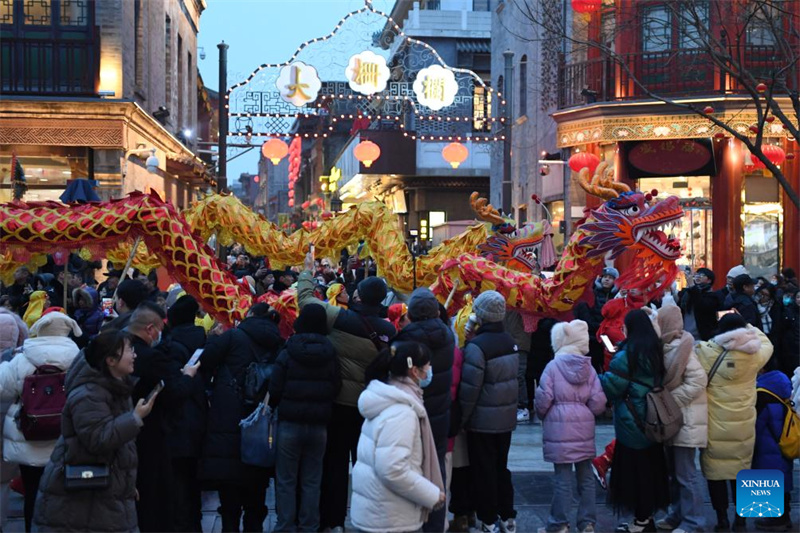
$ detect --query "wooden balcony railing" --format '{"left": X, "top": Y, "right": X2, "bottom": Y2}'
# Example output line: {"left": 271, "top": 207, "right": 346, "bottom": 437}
{"left": 1, "top": 28, "right": 99, "bottom": 96}
{"left": 558, "top": 44, "right": 790, "bottom": 109}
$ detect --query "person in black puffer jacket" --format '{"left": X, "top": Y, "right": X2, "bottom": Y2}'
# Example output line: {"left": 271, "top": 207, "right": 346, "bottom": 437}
{"left": 269, "top": 303, "right": 340, "bottom": 533}
{"left": 459, "top": 290, "right": 519, "bottom": 533}
{"left": 392, "top": 288, "right": 454, "bottom": 532}
{"left": 199, "top": 303, "right": 283, "bottom": 533}
{"left": 165, "top": 295, "right": 207, "bottom": 532}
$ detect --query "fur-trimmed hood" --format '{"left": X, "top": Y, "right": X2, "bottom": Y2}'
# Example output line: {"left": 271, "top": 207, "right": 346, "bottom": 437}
{"left": 712, "top": 325, "right": 763, "bottom": 354}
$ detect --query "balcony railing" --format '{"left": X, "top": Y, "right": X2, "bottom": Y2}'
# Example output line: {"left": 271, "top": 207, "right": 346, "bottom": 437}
{"left": 1, "top": 29, "right": 99, "bottom": 96}
{"left": 558, "top": 44, "right": 789, "bottom": 109}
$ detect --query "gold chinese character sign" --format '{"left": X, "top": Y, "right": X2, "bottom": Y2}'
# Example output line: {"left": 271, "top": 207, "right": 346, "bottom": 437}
{"left": 277, "top": 62, "right": 322, "bottom": 107}
{"left": 413, "top": 65, "right": 458, "bottom": 111}
{"left": 346, "top": 51, "right": 390, "bottom": 95}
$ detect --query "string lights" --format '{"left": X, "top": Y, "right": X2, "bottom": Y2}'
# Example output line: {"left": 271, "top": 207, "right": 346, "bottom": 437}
{"left": 224, "top": 1, "right": 505, "bottom": 141}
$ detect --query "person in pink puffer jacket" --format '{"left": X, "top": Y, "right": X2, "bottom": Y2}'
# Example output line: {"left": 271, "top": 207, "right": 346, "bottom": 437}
{"left": 535, "top": 320, "right": 607, "bottom": 533}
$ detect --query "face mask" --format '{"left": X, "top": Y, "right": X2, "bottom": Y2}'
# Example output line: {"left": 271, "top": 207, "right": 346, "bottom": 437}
{"left": 784, "top": 296, "right": 792, "bottom": 306}
{"left": 419, "top": 367, "right": 433, "bottom": 388}
{"left": 151, "top": 330, "right": 162, "bottom": 348}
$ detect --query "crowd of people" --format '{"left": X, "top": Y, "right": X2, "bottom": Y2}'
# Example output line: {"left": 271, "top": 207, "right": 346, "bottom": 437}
{"left": 0, "top": 249, "right": 798, "bottom": 533}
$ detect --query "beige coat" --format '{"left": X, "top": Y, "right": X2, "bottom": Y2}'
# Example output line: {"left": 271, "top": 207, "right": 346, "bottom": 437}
{"left": 663, "top": 333, "right": 708, "bottom": 448}
{"left": 696, "top": 326, "right": 772, "bottom": 480}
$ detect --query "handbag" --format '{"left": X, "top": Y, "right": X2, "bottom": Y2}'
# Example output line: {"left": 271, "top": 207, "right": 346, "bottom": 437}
{"left": 239, "top": 394, "right": 277, "bottom": 469}
{"left": 64, "top": 464, "right": 110, "bottom": 491}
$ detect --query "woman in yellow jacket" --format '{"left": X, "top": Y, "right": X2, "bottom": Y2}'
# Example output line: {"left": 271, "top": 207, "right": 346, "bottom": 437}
{"left": 695, "top": 313, "right": 772, "bottom": 532}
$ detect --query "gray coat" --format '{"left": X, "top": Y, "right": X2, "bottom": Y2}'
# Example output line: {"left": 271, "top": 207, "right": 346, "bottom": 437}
{"left": 33, "top": 355, "right": 141, "bottom": 532}
{"left": 458, "top": 321, "right": 519, "bottom": 433}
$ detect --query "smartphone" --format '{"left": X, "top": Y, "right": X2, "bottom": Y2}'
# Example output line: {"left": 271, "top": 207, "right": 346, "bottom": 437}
{"left": 717, "top": 309, "right": 738, "bottom": 319}
{"left": 600, "top": 334, "right": 616, "bottom": 353}
{"left": 145, "top": 380, "right": 164, "bottom": 404}
{"left": 101, "top": 298, "right": 114, "bottom": 317}
{"left": 309, "top": 243, "right": 315, "bottom": 262}
{"left": 187, "top": 349, "right": 203, "bottom": 366}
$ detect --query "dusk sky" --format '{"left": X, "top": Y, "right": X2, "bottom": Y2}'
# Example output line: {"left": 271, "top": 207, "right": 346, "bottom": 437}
{"left": 197, "top": 0, "right": 394, "bottom": 181}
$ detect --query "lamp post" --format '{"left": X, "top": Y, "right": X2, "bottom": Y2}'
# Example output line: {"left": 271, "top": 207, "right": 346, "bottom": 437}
{"left": 217, "top": 41, "right": 229, "bottom": 193}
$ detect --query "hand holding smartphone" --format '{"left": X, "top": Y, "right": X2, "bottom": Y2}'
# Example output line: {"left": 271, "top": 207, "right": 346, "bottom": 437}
{"left": 600, "top": 334, "right": 616, "bottom": 353}
{"left": 187, "top": 349, "right": 203, "bottom": 367}
{"left": 145, "top": 380, "right": 164, "bottom": 404}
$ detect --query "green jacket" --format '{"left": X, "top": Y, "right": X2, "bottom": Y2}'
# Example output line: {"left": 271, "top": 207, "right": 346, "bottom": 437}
{"left": 600, "top": 346, "right": 657, "bottom": 450}
{"left": 296, "top": 272, "right": 395, "bottom": 407}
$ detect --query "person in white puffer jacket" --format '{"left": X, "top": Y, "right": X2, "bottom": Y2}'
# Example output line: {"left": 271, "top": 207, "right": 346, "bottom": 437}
{"left": 0, "top": 311, "right": 81, "bottom": 532}
{"left": 351, "top": 341, "right": 445, "bottom": 533}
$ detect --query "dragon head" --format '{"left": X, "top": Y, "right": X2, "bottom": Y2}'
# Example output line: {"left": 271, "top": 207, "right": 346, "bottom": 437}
{"left": 578, "top": 162, "right": 684, "bottom": 265}
{"left": 471, "top": 193, "right": 557, "bottom": 272}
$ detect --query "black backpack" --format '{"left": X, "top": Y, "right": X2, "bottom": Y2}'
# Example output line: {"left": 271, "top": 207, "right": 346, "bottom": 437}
{"left": 239, "top": 329, "right": 278, "bottom": 407}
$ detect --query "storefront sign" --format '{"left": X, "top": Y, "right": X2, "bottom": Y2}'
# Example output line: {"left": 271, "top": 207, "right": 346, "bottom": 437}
{"left": 413, "top": 65, "right": 458, "bottom": 110}
{"left": 277, "top": 62, "right": 322, "bottom": 107}
{"left": 628, "top": 140, "right": 713, "bottom": 176}
{"left": 346, "top": 51, "right": 390, "bottom": 95}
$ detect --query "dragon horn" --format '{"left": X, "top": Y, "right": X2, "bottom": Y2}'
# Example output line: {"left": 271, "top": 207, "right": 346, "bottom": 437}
{"left": 470, "top": 191, "right": 505, "bottom": 225}
{"left": 577, "top": 162, "right": 621, "bottom": 201}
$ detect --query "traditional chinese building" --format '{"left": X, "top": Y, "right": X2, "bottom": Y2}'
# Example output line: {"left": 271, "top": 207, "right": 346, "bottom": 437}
{"left": 0, "top": 0, "right": 212, "bottom": 207}
{"left": 552, "top": 0, "right": 799, "bottom": 280}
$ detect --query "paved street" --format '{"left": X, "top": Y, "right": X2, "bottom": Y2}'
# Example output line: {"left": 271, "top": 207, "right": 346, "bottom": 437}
{"left": 3, "top": 421, "right": 797, "bottom": 532}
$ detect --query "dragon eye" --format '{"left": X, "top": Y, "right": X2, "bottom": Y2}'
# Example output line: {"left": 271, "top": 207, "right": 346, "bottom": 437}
{"left": 622, "top": 205, "right": 640, "bottom": 216}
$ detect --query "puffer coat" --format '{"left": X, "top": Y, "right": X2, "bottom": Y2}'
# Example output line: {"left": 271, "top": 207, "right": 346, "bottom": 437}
{"left": 662, "top": 332, "right": 708, "bottom": 448}
{"left": 458, "top": 321, "right": 519, "bottom": 433}
{"left": 32, "top": 355, "right": 141, "bottom": 532}
{"left": 600, "top": 344, "right": 658, "bottom": 450}
{"left": 393, "top": 317, "right": 454, "bottom": 454}
{"left": 199, "top": 316, "right": 283, "bottom": 482}
{"left": 296, "top": 271, "right": 395, "bottom": 407}
{"left": 752, "top": 370, "right": 794, "bottom": 492}
{"left": 0, "top": 336, "right": 80, "bottom": 466}
{"left": 696, "top": 325, "right": 772, "bottom": 480}
{"left": 351, "top": 379, "right": 441, "bottom": 533}
{"left": 535, "top": 353, "right": 607, "bottom": 463}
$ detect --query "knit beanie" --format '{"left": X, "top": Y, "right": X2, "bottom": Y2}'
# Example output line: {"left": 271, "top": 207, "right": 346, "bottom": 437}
{"left": 407, "top": 288, "right": 440, "bottom": 321}
{"left": 293, "top": 303, "right": 328, "bottom": 335}
{"left": 602, "top": 267, "right": 620, "bottom": 279}
{"left": 357, "top": 276, "right": 388, "bottom": 307}
{"left": 473, "top": 290, "right": 506, "bottom": 323}
{"left": 550, "top": 319, "right": 590, "bottom": 357}
{"left": 168, "top": 294, "right": 200, "bottom": 327}
{"left": 656, "top": 304, "right": 684, "bottom": 343}
{"left": 727, "top": 265, "right": 749, "bottom": 279}
{"left": 30, "top": 312, "right": 82, "bottom": 338}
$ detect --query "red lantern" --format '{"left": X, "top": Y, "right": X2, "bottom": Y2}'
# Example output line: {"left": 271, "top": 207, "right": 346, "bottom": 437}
{"left": 321, "top": 211, "right": 333, "bottom": 220}
{"left": 787, "top": 153, "right": 796, "bottom": 161}
{"left": 442, "top": 142, "right": 469, "bottom": 169}
{"left": 765, "top": 115, "right": 775, "bottom": 123}
{"left": 568, "top": 152, "right": 601, "bottom": 174}
{"left": 703, "top": 106, "right": 715, "bottom": 114}
{"left": 301, "top": 201, "right": 310, "bottom": 209}
{"left": 354, "top": 140, "right": 381, "bottom": 168}
{"left": 762, "top": 144, "right": 786, "bottom": 166}
{"left": 571, "top": 0, "right": 601, "bottom": 13}
{"left": 756, "top": 82, "right": 768, "bottom": 93}
{"left": 714, "top": 132, "right": 727, "bottom": 139}
{"left": 261, "top": 139, "right": 289, "bottom": 165}
{"left": 288, "top": 189, "right": 295, "bottom": 198}
{"left": 749, "top": 125, "right": 760, "bottom": 134}
{"left": 288, "top": 198, "right": 295, "bottom": 207}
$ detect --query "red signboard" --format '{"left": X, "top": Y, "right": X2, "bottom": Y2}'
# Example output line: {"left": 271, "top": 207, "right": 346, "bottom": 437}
{"left": 628, "top": 140, "right": 712, "bottom": 175}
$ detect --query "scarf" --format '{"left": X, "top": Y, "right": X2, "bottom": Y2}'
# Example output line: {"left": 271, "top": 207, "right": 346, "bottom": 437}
{"left": 758, "top": 303, "right": 773, "bottom": 334}
{"left": 326, "top": 283, "right": 347, "bottom": 308}
{"left": 662, "top": 331, "right": 695, "bottom": 391}
{"left": 390, "top": 376, "right": 444, "bottom": 521}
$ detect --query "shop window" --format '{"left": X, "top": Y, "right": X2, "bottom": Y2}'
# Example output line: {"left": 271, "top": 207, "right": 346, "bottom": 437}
{"left": 546, "top": 200, "right": 565, "bottom": 256}
{"left": 639, "top": 175, "right": 712, "bottom": 270}
{"left": 743, "top": 176, "right": 781, "bottom": 278}
{"left": 678, "top": 1, "right": 708, "bottom": 49}
{"left": 0, "top": 150, "right": 89, "bottom": 203}
{"left": 473, "top": 85, "right": 491, "bottom": 131}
